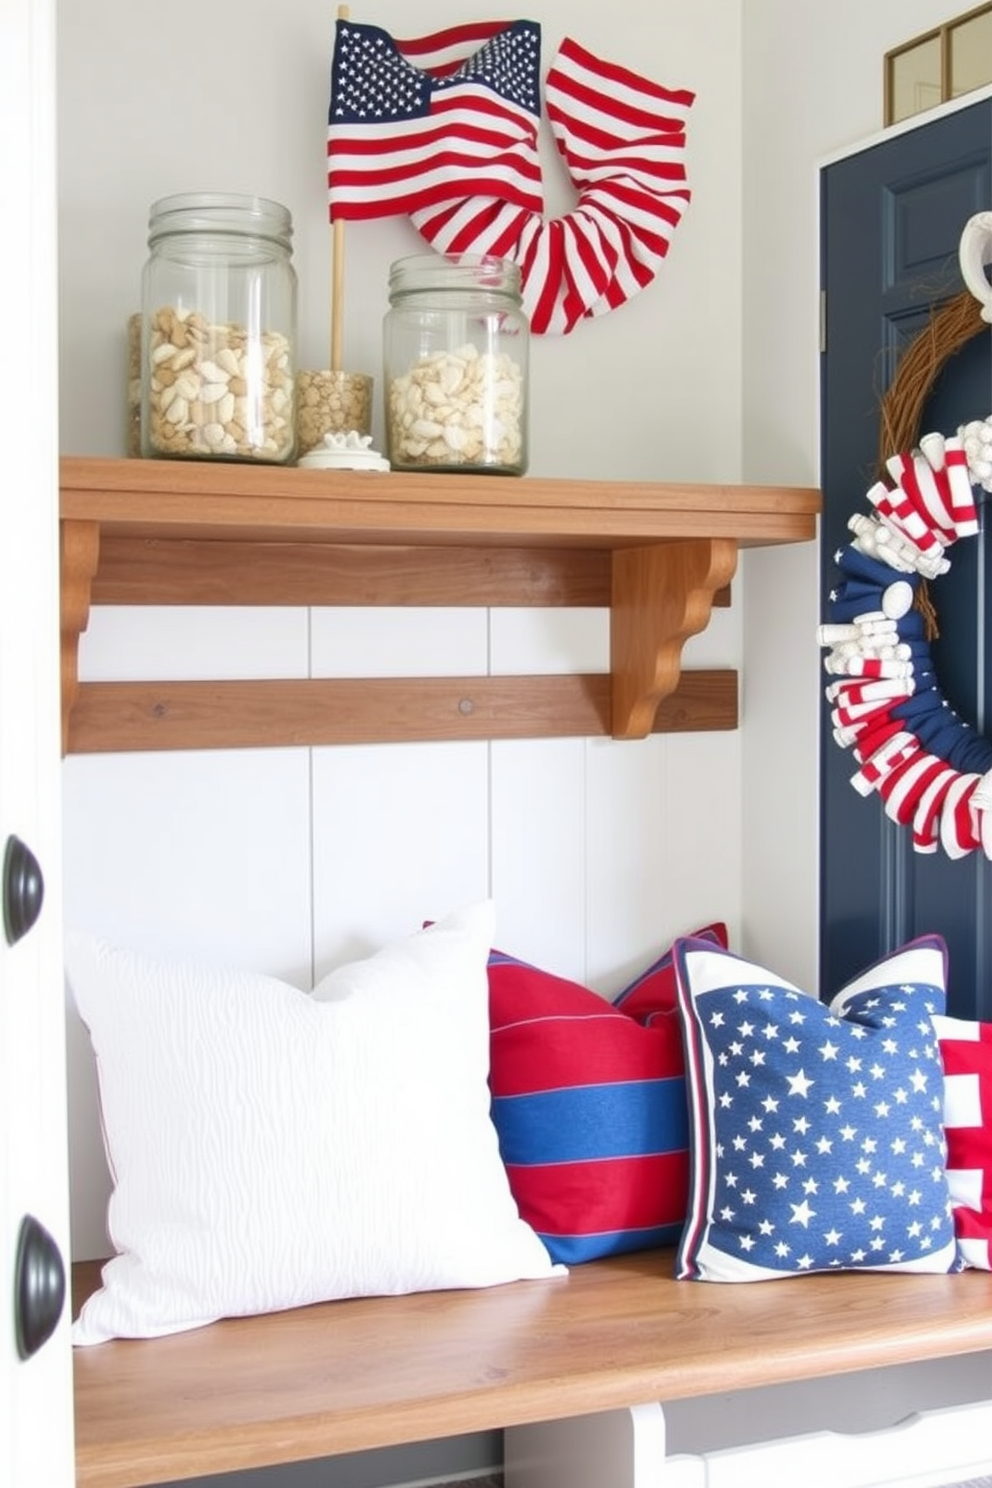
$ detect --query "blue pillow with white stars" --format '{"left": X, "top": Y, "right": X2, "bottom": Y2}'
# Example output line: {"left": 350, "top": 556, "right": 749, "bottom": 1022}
{"left": 673, "top": 935, "right": 958, "bottom": 1282}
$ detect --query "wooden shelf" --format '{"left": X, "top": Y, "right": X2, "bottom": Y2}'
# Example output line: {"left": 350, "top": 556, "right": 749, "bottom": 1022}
{"left": 71, "top": 1249, "right": 992, "bottom": 1488}
{"left": 59, "top": 457, "right": 821, "bottom": 754}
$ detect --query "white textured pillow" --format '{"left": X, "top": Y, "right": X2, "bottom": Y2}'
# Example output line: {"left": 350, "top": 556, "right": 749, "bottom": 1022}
{"left": 68, "top": 901, "right": 561, "bottom": 1345}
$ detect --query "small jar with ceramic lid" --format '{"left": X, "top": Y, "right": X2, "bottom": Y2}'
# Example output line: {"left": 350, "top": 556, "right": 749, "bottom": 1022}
{"left": 383, "top": 253, "right": 529, "bottom": 476}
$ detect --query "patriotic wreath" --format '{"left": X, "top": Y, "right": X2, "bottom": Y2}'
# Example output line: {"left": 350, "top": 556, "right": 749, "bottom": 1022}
{"left": 818, "top": 414, "right": 992, "bottom": 858}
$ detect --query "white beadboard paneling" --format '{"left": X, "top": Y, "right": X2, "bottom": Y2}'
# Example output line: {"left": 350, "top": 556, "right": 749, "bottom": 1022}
{"left": 62, "top": 748, "right": 313, "bottom": 1259}
{"left": 61, "top": 750, "right": 312, "bottom": 969}
{"left": 584, "top": 738, "right": 669, "bottom": 992}
{"left": 662, "top": 731, "right": 740, "bottom": 938}
{"left": 490, "top": 602, "right": 740, "bottom": 675}
{"left": 310, "top": 607, "right": 488, "bottom": 676}
{"left": 78, "top": 606, "right": 309, "bottom": 679}
{"left": 490, "top": 608, "right": 608, "bottom": 674}
{"left": 490, "top": 739, "right": 588, "bottom": 983}
{"left": 310, "top": 742, "right": 491, "bottom": 978}
{"left": 584, "top": 732, "right": 741, "bottom": 995}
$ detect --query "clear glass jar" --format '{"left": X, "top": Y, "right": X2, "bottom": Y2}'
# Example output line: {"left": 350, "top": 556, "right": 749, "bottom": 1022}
{"left": 383, "top": 253, "right": 529, "bottom": 476}
{"left": 140, "top": 192, "right": 298, "bottom": 463}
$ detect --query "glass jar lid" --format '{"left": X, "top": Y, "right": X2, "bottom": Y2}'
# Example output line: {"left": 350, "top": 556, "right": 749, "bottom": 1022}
{"left": 147, "top": 192, "right": 293, "bottom": 250}
{"left": 387, "top": 252, "right": 521, "bottom": 300}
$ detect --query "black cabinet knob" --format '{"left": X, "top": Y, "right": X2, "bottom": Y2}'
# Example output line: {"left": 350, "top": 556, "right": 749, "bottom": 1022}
{"left": 2, "top": 835, "right": 44, "bottom": 946}
{"left": 14, "top": 1214, "right": 65, "bottom": 1360}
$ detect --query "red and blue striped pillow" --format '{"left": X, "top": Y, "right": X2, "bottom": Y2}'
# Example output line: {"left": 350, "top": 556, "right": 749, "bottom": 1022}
{"left": 487, "top": 927, "right": 726, "bottom": 1265}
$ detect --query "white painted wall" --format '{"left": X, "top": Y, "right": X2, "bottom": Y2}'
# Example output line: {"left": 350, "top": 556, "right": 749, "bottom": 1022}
{"left": 56, "top": 1, "right": 992, "bottom": 1483}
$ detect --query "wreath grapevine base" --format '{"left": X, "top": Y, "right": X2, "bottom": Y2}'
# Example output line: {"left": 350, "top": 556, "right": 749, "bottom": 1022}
{"left": 819, "top": 408, "right": 992, "bottom": 861}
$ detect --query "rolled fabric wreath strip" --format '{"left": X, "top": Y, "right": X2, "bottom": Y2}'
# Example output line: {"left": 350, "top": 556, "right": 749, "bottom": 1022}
{"left": 405, "top": 32, "right": 696, "bottom": 335}
{"left": 819, "top": 419, "right": 992, "bottom": 860}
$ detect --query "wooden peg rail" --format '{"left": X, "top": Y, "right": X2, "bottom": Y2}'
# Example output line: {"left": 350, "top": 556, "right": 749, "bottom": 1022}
{"left": 59, "top": 457, "right": 820, "bottom": 755}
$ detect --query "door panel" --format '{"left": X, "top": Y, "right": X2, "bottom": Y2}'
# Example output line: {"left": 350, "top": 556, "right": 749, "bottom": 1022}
{"left": 820, "top": 98, "right": 992, "bottom": 1018}
{"left": 0, "top": 0, "right": 74, "bottom": 1481}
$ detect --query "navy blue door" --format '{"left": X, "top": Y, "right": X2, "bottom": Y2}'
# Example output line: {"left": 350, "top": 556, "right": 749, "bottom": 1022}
{"left": 819, "top": 99, "right": 992, "bottom": 1018}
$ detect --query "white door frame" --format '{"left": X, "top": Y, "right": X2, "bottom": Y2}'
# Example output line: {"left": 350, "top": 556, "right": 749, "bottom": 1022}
{"left": 0, "top": 0, "right": 75, "bottom": 1481}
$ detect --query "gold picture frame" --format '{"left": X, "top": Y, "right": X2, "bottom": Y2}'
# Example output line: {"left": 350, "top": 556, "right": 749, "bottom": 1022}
{"left": 884, "top": 3, "right": 992, "bottom": 125}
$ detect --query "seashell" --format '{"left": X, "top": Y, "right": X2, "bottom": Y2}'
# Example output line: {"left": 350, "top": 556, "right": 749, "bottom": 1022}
{"left": 216, "top": 347, "right": 241, "bottom": 377}
{"left": 174, "top": 371, "right": 201, "bottom": 402}
{"left": 439, "top": 362, "right": 464, "bottom": 395}
{"left": 198, "top": 359, "right": 230, "bottom": 384}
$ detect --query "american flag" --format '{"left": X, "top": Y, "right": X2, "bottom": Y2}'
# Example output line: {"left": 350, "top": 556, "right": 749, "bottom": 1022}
{"left": 933, "top": 1013, "right": 992, "bottom": 1270}
{"left": 328, "top": 19, "right": 543, "bottom": 221}
{"left": 675, "top": 939, "right": 958, "bottom": 1282}
{"left": 327, "top": 19, "right": 694, "bottom": 336}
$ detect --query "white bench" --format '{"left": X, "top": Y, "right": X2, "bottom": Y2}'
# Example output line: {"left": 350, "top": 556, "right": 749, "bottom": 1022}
{"left": 507, "top": 1396, "right": 992, "bottom": 1487}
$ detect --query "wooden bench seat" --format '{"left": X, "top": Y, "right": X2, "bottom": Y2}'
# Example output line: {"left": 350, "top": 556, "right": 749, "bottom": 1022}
{"left": 72, "top": 1249, "right": 992, "bottom": 1488}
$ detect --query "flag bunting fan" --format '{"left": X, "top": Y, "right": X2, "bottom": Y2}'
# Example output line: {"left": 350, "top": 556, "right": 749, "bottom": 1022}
{"left": 817, "top": 413, "right": 992, "bottom": 859}
{"left": 327, "top": 18, "right": 695, "bottom": 335}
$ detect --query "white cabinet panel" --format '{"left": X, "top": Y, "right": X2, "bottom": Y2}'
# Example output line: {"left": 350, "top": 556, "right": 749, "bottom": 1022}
{"left": 508, "top": 1393, "right": 992, "bottom": 1488}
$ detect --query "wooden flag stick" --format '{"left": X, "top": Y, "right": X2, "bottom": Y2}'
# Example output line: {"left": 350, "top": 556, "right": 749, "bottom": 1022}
{"left": 330, "top": 3, "right": 350, "bottom": 371}
{"left": 331, "top": 222, "right": 345, "bottom": 372}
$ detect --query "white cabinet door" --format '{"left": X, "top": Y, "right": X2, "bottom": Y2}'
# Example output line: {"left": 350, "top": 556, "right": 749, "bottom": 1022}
{"left": 0, "top": 0, "right": 75, "bottom": 1482}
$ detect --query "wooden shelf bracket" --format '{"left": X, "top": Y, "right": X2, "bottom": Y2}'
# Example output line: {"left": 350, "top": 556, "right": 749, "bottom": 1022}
{"left": 611, "top": 538, "right": 739, "bottom": 739}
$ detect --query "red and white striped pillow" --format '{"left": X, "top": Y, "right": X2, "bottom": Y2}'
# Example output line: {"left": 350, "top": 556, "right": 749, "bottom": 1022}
{"left": 933, "top": 1014, "right": 992, "bottom": 1270}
